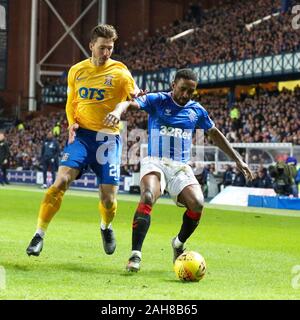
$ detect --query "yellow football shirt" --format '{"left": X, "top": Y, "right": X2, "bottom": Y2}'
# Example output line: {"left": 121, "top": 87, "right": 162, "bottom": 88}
{"left": 66, "top": 58, "right": 135, "bottom": 133}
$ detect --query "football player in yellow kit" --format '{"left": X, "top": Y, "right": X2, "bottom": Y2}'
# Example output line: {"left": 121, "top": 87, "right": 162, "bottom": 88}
{"left": 26, "top": 24, "right": 138, "bottom": 256}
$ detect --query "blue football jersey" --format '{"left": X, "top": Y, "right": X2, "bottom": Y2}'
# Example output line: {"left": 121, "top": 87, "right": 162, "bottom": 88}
{"left": 135, "top": 92, "right": 214, "bottom": 162}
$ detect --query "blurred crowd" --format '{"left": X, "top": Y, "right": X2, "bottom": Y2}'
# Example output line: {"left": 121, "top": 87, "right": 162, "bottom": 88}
{"left": 194, "top": 157, "right": 300, "bottom": 198}
{"left": 123, "top": 86, "right": 300, "bottom": 146}
{"left": 117, "top": 0, "right": 300, "bottom": 72}
{"left": 2, "top": 86, "right": 298, "bottom": 173}
{"left": 199, "top": 86, "right": 300, "bottom": 145}
{"left": 1, "top": 0, "right": 299, "bottom": 189}
{"left": 5, "top": 114, "right": 68, "bottom": 171}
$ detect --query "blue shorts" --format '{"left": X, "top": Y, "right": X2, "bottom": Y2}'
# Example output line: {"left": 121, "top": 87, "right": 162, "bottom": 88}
{"left": 60, "top": 128, "right": 121, "bottom": 185}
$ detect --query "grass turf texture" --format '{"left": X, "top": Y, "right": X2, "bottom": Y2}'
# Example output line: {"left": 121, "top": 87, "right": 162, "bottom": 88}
{"left": 0, "top": 186, "right": 300, "bottom": 300}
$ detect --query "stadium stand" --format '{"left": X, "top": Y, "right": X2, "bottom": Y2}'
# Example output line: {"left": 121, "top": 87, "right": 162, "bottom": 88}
{"left": 4, "top": 87, "right": 299, "bottom": 173}
{"left": 1, "top": 0, "right": 299, "bottom": 197}
{"left": 118, "top": 0, "right": 300, "bottom": 72}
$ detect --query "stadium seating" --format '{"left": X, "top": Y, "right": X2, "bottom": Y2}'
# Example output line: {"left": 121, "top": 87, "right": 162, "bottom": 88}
{"left": 4, "top": 87, "right": 299, "bottom": 177}
{"left": 2, "top": 0, "right": 299, "bottom": 191}
{"left": 118, "top": 0, "right": 299, "bottom": 72}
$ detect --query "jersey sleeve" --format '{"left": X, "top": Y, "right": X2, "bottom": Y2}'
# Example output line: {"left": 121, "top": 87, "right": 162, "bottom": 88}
{"left": 122, "top": 69, "right": 136, "bottom": 100}
{"left": 196, "top": 105, "right": 215, "bottom": 131}
{"left": 135, "top": 93, "right": 161, "bottom": 115}
{"left": 65, "top": 67, "right": 76, "bottom": 127}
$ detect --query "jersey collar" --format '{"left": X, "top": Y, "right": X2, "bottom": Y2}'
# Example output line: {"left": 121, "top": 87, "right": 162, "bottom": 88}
{"left": 168, "top": 92, "right": 191, "bottom": 108}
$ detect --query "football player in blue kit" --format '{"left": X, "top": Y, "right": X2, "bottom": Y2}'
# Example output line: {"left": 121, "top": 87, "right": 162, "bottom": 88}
{"left": 104, "top": 68, "right": 254, "bottom": 272}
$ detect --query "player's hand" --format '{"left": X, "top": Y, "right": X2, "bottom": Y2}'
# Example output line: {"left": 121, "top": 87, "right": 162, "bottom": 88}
{"left": 130, "top": 89, "right": 148, "bottom": 100}
{"left": 236, "top": 160, "right": 254, "bottom": 181}
{"left": 68, "top": 123, "right": 79, "bottom": 144}
{"left": 3, "top": 159, "right": 8, "bottom": 165}
{"left": 103, "top": 111, "right": 120, "bottom": 128}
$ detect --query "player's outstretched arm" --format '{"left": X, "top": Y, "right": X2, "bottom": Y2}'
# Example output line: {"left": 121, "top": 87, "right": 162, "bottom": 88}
{"left": 103, "top": 100, "right": 140, "bottom": 128}
{"left": 207, "top": 127, "right": 254, "bottom": 181}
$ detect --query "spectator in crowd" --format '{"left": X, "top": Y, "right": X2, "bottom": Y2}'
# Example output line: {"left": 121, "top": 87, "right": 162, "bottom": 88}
{"left": 233, "top": 167, "right": 246, "bottom": 187}
{"left": 195, "top": 164, "right": 210, "bottom": 199}
{"left": 247, "top": 171, "right": 259, "bottom": 188}
{"left": 295, "top": 166, "right": 300, "bottom": 197}
{"left": 22, "top": 155, "right": 33, "bottom": 171}
{"left": 40, "top": 131, "right": 60, "bottom": 188}
{"left": 256, "top": 168, "right": 273, "bottom": 188}
{"left": 17, "top": 121, "right": 24, "bottom": 131}
{"left": 198, "top": 87, "right": 299, "bottom": 146}
{"left": 52, "top": 122, "right": 61, "bottom": 137}
{"left": 0, "top": 132, "right": 10, "bottom": 185}
{"left": 186, "top": 2, "right": 203, "bottom": 24}
{"left": 118, "top": 0, "right": 299, "bottom": 73}
{"left": 230, "top": 104, "right": 241, "bottom": 131}
{"left": 6, "top": 112, "right": 67, "bottom": 171}
{"left": 285, "top": 156, "right": 299, "bottom": 197}
{"left": 218, "top": 164, "right": 233, "bottom": 191}
{"left": 269, "top": 161, "right": 296, "bottom": 196}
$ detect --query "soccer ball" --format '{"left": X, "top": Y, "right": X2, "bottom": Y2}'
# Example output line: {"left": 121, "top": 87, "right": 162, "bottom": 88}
{"left": 174, "top": 251, "right": 206, "bottom": 282}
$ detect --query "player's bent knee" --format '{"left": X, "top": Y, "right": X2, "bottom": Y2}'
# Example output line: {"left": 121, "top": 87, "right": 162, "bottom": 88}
{"left": 188, "top": 197, "right": 204, "bottom": 214}
{"left": 54, "top": 173, "right": 72, "bottom": 190}
{"left": 101, "top": 198, "right": 116, "bottom": 209}
{"left": 101, "top": 192, "right": 117, "bottom": 209}
{"left": 141, "top": 189, "right": 155, "bottom": 206}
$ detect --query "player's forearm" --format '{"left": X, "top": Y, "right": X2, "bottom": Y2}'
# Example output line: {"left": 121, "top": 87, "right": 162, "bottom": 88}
{"left": 65, "top": 79, "right": 76, "bottom": 127}
{"left": 114, "top": 100, "right": 138, "bottom": 118}
{"left": 65, "top": 100, "right": 75, "bottom": 127}
{"left": 208, "top": 127, "right": 241, "bottom": 162}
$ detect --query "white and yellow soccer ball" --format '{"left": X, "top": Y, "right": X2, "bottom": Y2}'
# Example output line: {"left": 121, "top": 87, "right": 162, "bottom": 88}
{"left": 174, "top": 251, "right": 206, "bottom": 282}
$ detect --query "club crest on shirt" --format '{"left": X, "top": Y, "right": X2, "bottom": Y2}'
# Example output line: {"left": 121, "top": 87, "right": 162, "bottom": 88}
{"left": 104, "top": 75, "right": 113, "bottom": 86}
{"left": 188, "top": 109, "right": 197, "bottom": 122}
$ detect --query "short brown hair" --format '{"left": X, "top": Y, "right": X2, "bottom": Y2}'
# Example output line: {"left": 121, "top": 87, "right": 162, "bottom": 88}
{"left": 90, "top": 24, "right": 118, "bottom": 43}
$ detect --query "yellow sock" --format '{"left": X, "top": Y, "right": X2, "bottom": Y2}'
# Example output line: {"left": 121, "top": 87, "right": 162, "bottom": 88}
{"left": 37, "top": 186, "right": 65, "bottom": 232}
{"left": 99, "top": 200, "right": 117, "bottom": 227}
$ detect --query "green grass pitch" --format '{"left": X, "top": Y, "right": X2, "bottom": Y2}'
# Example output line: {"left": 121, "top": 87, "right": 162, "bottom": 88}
{"left": 0, "top": 185, "right": 300, "bottom": 300}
